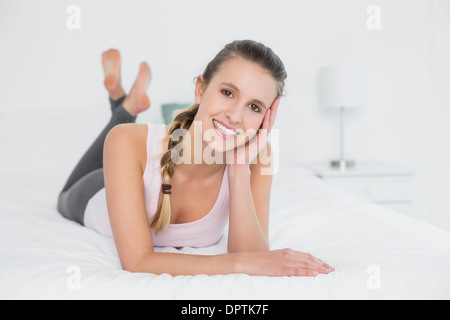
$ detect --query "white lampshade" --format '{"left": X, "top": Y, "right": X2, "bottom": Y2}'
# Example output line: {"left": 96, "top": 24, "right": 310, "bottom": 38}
{"left": 319, "top": 65, "right": 366, "bottom": 109}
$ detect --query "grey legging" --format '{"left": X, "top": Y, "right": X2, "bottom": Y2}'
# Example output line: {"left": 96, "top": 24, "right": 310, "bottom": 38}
{"left": 57, "top": 95, "right": 136, "bottom": 225}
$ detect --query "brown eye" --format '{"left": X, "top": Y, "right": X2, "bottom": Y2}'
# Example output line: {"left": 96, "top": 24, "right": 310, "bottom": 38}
{"left": 221, "top": 89, "right": 233, "bottom": 98}
{"left": 249, "top": 104, "right": 261, "bottom": 113}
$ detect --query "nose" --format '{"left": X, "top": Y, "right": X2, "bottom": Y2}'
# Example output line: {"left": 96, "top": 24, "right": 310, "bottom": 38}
{"left": 225, "top": 102, "right": 243, "bottom": 125}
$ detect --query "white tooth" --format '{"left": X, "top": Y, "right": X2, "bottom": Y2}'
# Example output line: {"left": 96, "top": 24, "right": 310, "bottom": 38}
{"left": 214, "top": 120, "right": 237, "bottom": 136}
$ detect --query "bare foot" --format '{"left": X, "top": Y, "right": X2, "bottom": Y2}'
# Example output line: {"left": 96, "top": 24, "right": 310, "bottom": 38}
{"left": 102, "top": 49, "right": 126, "bottom": 100}
{"left": 123, "top": 62, "right": 152, "bottom": 117}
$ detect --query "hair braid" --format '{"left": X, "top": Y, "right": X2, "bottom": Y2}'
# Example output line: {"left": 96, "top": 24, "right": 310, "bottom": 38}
{"left": 151, "top": 103, "right": 200, "bottom": 234}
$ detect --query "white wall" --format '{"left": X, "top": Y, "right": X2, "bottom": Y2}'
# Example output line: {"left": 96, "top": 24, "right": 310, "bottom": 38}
{"left": 0, "top": 0, "right": 448, "bottom": 230}
{"left": 430, "top": 0, "right": 450, "bottom": 230}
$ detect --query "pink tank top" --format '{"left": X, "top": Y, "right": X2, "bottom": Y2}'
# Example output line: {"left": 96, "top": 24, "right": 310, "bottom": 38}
{"left": 84, "top": 123, "right": 230, "bottom": 248}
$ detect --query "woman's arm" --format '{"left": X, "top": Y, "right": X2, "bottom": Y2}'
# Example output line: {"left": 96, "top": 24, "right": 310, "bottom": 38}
{"left": 227, "top": 143, "right": 273, "bottom": 253}
{"left": 226, "top": 98, "right": 280, "bottom": 253}
{"left": 132, "top": 249, "right": 332, "bottom": 277}
{"left": 103, "top": 124, "right": 154, "bottom": 271}
{"left": 225, "top": 145, "right": 334, "bottom": 275}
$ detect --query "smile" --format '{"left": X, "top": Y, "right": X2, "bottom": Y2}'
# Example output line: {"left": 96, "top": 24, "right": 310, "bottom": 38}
{"left": 212, "top": 119, "right": 239, "bottom": 138}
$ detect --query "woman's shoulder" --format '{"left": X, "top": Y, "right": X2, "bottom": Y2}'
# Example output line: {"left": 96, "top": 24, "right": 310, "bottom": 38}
{"left": 111, "top": 123, "right": 166, "bottom": 141}
{"left": 105, "top": 123, "right": 147, "bottom": 173}
{"left": 107, "top": 123, "right": 167, "bottom": 171}
{"left": 108, "top": 123, "right": 148, "bottom": 144}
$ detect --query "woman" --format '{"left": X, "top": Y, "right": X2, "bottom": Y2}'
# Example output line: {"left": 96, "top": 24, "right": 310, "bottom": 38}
{"left": 57, "top": 40, "right": 334, "bottom": 277}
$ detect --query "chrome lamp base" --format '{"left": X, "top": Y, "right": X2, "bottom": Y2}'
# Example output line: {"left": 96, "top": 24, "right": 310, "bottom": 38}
{"left": 330, "top": 159, "right": 355, "bottom": 171}
{"left": 330, "top": 107, "right": 356, "bottom": 171}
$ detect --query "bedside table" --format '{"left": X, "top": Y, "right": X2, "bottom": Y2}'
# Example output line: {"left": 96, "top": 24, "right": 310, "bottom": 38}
{"left": 303, "top": 161, "right": 416, "bottom": 216}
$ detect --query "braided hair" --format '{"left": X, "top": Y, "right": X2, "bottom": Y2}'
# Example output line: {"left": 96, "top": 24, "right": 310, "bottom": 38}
{"left": 151, "top": 103, "right": 200, "bottom": 233}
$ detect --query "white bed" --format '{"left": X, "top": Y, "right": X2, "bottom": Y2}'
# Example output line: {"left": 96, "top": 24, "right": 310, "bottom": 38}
{"left": 1, "top": 107, "right": 449, "bottom": 300}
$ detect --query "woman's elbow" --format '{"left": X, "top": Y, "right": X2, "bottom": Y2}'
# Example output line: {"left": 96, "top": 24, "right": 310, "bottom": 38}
{"left": 121, "top": 253, "right": 157, "bottom": 274}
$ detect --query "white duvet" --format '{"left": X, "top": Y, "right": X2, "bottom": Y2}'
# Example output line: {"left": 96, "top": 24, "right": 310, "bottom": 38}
{"left": 1, "top": 165, "right": 449, "bottom": 300}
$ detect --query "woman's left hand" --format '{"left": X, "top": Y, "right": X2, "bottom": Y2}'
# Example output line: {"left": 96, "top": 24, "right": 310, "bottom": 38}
{"left": 226, "top": 96, "right": 281, "bottom": 169}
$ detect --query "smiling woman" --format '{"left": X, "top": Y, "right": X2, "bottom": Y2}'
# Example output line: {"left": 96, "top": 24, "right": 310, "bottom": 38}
{"left": 57, "top": 40, "right": 336, "bottom": 277}
{"left": 192, "top": 57, "right": 278, "bottom": 153}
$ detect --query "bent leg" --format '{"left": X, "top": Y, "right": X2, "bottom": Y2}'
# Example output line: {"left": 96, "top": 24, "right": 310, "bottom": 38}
{"left": 58, "top": 168, "right": 104, "bottom": 225}
{"left": 59, "top": 51, "right": 151, "bottom": 205}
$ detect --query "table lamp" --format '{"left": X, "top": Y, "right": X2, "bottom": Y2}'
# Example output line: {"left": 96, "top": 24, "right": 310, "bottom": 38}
{"left": 318, "top": 65, "right": 366, "bottom": 170}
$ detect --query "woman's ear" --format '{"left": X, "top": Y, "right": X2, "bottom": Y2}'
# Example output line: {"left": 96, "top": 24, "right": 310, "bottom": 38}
{"left": 194, "top": 75, "right": 205, "bottom": 105}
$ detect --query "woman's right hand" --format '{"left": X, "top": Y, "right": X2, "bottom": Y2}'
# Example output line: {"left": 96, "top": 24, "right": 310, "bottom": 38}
{"left": 236, "top": 248, "right": 335, "bottom": 277}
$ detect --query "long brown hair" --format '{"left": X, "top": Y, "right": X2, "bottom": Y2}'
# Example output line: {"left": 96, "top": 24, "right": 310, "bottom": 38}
{"left": 151, "top": 40, "right": 287, "bottom": 234}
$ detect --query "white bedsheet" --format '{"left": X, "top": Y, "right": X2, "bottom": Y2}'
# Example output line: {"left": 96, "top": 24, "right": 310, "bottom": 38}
{"left": 1, "top": 165, "right": 449, "bottom": 300}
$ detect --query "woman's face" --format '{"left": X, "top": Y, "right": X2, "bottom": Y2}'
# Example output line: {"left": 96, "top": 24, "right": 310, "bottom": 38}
{"left": 194, "top": 56, "right": 278, "bottom": 155}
